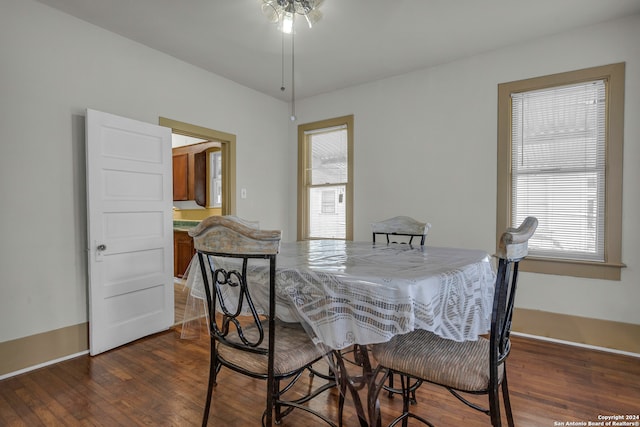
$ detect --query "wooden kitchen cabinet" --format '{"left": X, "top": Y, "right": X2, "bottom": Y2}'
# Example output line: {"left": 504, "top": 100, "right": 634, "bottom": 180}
{"left": 172, "top": 142, "right": 218, "bottom": 206}
{"left": 172, "top": 153, "right": 189, "bottom": 201}
{"left": 174, "top": 230, "right": 195, "bottom": 278}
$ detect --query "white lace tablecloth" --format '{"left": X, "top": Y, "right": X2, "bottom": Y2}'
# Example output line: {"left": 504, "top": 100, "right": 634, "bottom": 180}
{"left": 183, "top": 240, "right": 496, "bottom": 351}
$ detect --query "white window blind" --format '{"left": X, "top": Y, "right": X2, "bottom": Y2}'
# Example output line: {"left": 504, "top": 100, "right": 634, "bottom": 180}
{"left": 306, "top": 125, "right": 348, "bottom": 239}
{"left": 511, "top": 80, "right": 606, "bottom": 261}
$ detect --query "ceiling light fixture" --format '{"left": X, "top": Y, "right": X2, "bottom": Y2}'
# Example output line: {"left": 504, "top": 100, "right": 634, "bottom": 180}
{"left": 261, "top": 0, "right": 322, "bottom": 34}
{"left": 261, "top": 0, "right": 323, "bottom": 121}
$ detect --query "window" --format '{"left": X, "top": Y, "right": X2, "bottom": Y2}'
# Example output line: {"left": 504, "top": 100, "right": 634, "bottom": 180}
{"left": 298, "top": 115, "right": 354, "bottom": 240}
{"left": 321, "top": 190, "right": 337, "bottom": 214}
{"left": 497, "top": 63, "right": 625, "bottom": 280}
{"left": 209, "top": 149, "right": 222, "bottom": 208}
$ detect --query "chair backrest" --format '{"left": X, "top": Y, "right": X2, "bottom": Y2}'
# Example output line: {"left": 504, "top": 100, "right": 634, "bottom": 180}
{"left": 222, "top": 215, "right": 260, "bottom": 230}
{"left": 491, "top": 216, "right": 537, "bottom": 374}
{"left": 371, "top": 216, "right": 431, "bottom": 245}
{"left": 188, "top": 216, "right": 281, "bottom": 355}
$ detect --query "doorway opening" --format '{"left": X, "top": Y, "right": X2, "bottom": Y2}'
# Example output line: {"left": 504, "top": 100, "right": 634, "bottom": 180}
{"left": 159, "top": 117, "right": 237, "bottom": 326}
{"left": 159, "top": 117, "right": 237, "bottom": 217}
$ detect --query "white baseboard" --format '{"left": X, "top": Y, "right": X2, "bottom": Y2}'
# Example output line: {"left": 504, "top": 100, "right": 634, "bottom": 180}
{"left": 511, "top": 331, "right": 640, "bottom": 359}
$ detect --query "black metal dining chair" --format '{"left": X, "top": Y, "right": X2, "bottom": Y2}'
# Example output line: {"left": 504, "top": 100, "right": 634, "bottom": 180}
{"left": 371, "top": 215, "right": 431, "bottom": 402}
{"left": 370, "top": 217, "right": 538, "bottom": 427}
{"left": 372, "top": 216, "right": 431, "bottom": 246}
{"left": 189, "top": 216, "right": 340, "bottom": 427}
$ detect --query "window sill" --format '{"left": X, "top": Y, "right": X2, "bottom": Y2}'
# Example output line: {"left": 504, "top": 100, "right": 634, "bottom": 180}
{"left": 518, "top": 257, "right": 626, "bottom": 281}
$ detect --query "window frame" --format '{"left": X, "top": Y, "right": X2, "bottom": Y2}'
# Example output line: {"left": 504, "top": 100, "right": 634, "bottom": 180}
{"left": 497, "top": 63, "right": 625, "bottom": 280}
{"left": 297, "top": 115, "right": 354, "bottom": 241}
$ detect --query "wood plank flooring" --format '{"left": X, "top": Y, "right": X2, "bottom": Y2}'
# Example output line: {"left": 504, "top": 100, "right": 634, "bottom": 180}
{"left": 1, "top": 326, "right": 638, "bottom": 426}
{"left": 173, "top": 282, "right": 189, "bottom": 326}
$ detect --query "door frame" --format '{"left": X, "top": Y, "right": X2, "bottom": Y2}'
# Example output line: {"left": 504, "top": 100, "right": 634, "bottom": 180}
{"left": 159, "top": 117, "right": 237, "bottom": 215}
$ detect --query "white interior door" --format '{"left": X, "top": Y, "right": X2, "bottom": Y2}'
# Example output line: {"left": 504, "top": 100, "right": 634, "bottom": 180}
{"left": 86, "top": 109, "right": 174, "bottom": 356}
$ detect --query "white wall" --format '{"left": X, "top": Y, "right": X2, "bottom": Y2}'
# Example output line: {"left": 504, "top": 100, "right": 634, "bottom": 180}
{"left": 0, "top": 0, "right": 292, "bottom": 343}
{"left": 2, "top": 0, "right": 637, "bottom": 348}
{"left": 291, "top": 14, "right": 640, "bottom": 326}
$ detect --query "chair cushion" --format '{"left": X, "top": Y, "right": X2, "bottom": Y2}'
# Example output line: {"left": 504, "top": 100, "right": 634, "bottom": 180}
{"left": 218, "top": 320, "right": 326, "bottom": 376}
{"left": 371, "top": 329, "right": 503, "bottom": 392}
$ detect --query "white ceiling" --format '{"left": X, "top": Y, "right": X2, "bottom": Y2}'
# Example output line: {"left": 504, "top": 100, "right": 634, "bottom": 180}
{"left": 36, "top": 0, "right": 640, "bottom": 101}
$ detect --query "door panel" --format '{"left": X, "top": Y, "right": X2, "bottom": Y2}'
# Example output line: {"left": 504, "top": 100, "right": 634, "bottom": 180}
{"left": 86, "top": 109, "right": 173, "bottom": 356}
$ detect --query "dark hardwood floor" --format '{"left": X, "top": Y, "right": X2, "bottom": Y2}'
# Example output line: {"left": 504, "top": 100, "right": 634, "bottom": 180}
{"left": 1, "top": 326, "right": 638, "bottom": 426}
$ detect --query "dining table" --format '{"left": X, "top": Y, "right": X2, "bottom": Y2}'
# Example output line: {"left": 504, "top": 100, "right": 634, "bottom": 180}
{"left": 181, "top": 239, "right": 496, "bottom": 426}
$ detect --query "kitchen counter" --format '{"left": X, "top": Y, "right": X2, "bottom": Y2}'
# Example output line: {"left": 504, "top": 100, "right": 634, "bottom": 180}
{"left": 173, "top": 220, "right": 200, "bottom": 232}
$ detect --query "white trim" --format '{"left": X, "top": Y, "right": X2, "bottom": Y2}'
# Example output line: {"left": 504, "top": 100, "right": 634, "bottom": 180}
{"left": 511, "top": 331, "right": 640, "bottom": 359}
{"left": 0, "top": 350, "right": 90, "bottom": 381}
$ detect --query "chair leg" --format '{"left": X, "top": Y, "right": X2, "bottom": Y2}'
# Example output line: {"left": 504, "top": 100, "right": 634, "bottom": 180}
{"left": 273, "top": 378, "right": 283, "bottom": 424}
{"left": 401, "top": 375, "right": 412, "bottom": 427}
{"left": 387, "top": 373, "right": 418, "bottom": 404}
{"left": 488, "top": 382, "right": 502, "bottom": 427}
{"left": 338, "top": 389, "right": 345, "bottom": 427}
{"left": 201, "top": 367, "right": 215, "bottom": 427}
{"left": 501, "top": 370, "right": 515, "bottom": 427}
{"left": 411, "top": 382, "right": 417, "bottom": 404}
{"left": 202, "top": 339, "right": 217, "bottom": 427}
{"left": 262, "top": 377, "right": 277, "bottom": 427}
{"left": 334, "top": 356, "right": 346, "bottom": 427}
